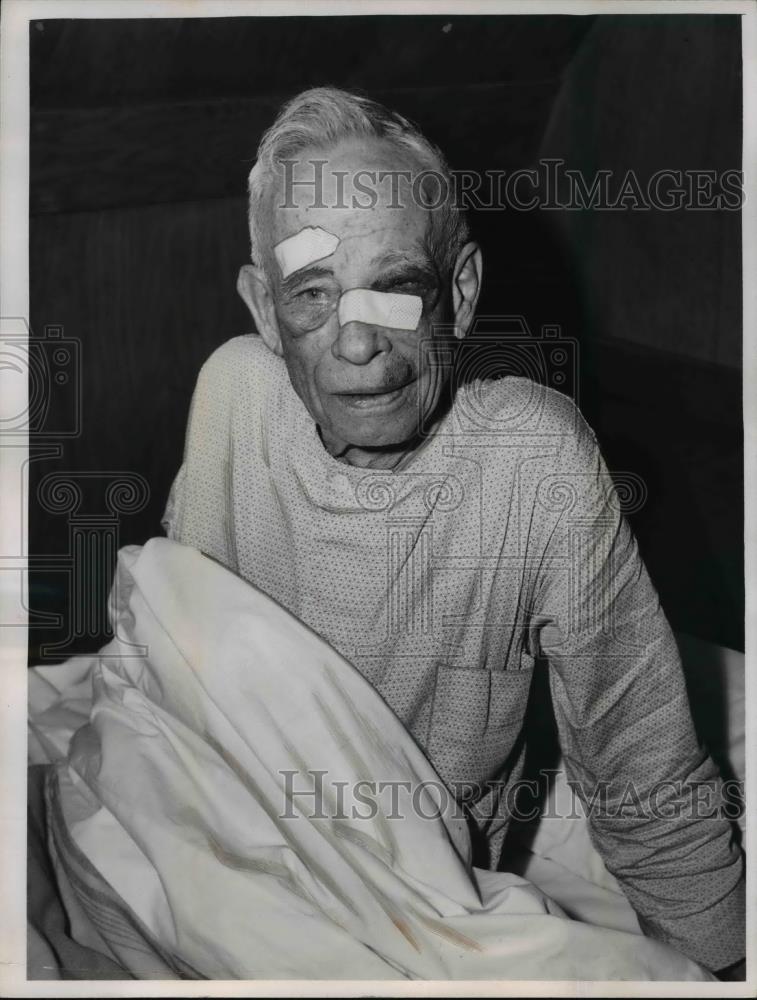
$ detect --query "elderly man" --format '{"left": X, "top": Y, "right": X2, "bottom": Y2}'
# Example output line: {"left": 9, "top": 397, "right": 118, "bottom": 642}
{"left": 162, "top": 87, "right": 745, "bottom": 977}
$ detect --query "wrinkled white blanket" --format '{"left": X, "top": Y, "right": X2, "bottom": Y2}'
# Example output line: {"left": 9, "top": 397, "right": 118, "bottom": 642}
{"left": 28, "top": 539, "right": 713, "bottom": 981}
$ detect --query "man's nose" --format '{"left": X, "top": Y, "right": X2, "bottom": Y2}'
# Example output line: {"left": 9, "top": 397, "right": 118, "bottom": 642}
{"left": 331, "top": 320, "right": 391, "bottom": 366}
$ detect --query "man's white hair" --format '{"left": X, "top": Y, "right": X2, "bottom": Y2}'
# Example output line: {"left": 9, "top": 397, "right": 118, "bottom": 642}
{"left": 247, "top": 86, "right": 470, "bottom": 277}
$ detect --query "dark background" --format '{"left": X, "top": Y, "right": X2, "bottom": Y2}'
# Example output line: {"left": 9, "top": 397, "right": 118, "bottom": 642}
{"left": 28, "top": 14, "right": 743, "bottom": 661}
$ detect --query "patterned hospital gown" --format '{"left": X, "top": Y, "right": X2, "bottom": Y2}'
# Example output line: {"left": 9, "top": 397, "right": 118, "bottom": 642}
{"left": 162, "top": 333, "right": 744, "bottom": 971}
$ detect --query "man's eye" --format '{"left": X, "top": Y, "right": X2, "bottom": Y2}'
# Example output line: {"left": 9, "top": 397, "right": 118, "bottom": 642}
{"left": 389, "top": 280, "right": 424, "bottom": 295}
{"left": 297, "top": 287, "right": 328, "bottom": 301}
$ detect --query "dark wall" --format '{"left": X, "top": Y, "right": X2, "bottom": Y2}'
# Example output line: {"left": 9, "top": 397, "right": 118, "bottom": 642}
{"left": 536, "top": 15, "right": 744, "bottom": 654}
{"left": 28, "top": 15, "right": 743, "bottom": 659}
{"left": 542, "top": 15, "right": 742, "bottom": 368}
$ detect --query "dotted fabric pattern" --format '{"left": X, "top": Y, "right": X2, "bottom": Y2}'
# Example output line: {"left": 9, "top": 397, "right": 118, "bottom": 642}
{"left": 162, "top": 333, "right": 744, "bottom": 971}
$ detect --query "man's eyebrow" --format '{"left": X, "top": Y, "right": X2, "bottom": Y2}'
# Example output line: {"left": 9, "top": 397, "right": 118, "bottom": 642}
{"left": 279, "top": 265, "right": 335, "bottom": 294}
{"left": 369, "top": 248, "right": 436, "bottom": 271}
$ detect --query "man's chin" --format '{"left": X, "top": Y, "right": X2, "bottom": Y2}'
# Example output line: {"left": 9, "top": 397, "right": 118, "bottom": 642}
{"left": 320, "top": 414, "right": 420, "bottom": 456}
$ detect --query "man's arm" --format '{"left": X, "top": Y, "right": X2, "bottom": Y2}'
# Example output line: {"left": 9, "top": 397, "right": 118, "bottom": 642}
{"left": 159, "top": 339, "right": 241, "bottom": 563}
{"left": 530, "top": 403, "right": 745, "bottom": 973}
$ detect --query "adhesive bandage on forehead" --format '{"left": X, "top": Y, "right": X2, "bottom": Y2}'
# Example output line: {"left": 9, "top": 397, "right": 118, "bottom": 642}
{"left": 274, "top": 226, "right": 340, "bottom": 279}
{"left": 337, "top": 288, "right": 423, "bottom": 332}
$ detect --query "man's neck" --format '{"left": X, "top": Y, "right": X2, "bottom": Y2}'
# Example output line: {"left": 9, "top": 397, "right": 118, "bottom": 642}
{"left": 317, "top": 429, "right": 417, "bottom": 471}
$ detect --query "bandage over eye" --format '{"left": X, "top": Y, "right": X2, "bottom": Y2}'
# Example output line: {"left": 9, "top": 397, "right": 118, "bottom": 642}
{"left": 337, "top": 288, "right": 423, "bottom": 332}
{"left": 274, "top": 226, "right": 340, "bottom": 278}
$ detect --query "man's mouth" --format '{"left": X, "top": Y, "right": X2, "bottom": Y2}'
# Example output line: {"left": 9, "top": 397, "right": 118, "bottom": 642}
{"left": 335, "top": 382, "right": 413, "bottom": 410}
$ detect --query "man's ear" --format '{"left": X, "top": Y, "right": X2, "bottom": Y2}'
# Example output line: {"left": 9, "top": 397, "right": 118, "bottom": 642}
{"left": 237, "top": 264, "right": 284, "bottom": 357}
{"left": 451, "top": 242, "right": 483, "bottom": 340}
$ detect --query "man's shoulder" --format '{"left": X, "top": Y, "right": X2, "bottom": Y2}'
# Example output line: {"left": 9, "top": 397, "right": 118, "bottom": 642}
{"left": 198, "top": 333, "right": 280, "bottom": 387}
{"left": 191, "top": 335, "right": 288, "bottom": 416}
{"left": 454, "top": 376, "right": 588, "bottom": 440}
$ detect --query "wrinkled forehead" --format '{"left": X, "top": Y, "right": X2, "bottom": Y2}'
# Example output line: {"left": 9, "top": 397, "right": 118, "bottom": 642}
{"left": 266, "top": 142, "right": 433, "bottom": 273}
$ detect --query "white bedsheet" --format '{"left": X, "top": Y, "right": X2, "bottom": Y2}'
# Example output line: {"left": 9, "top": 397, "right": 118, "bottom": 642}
{"left": 28, "top": 538, "right": 715, "bottom": 981}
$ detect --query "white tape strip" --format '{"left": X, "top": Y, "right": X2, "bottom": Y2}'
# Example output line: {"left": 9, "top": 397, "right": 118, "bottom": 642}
{"left": 273, "top": 226, "right": 340, "bottom": 278}
{"left": 337, "top": 289, "right": 423, "bottom": 332}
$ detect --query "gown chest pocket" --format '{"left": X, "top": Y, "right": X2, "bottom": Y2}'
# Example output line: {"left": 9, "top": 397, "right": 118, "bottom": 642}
{"left": 426, "top": 660, "right": 535, "bottom": 791}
